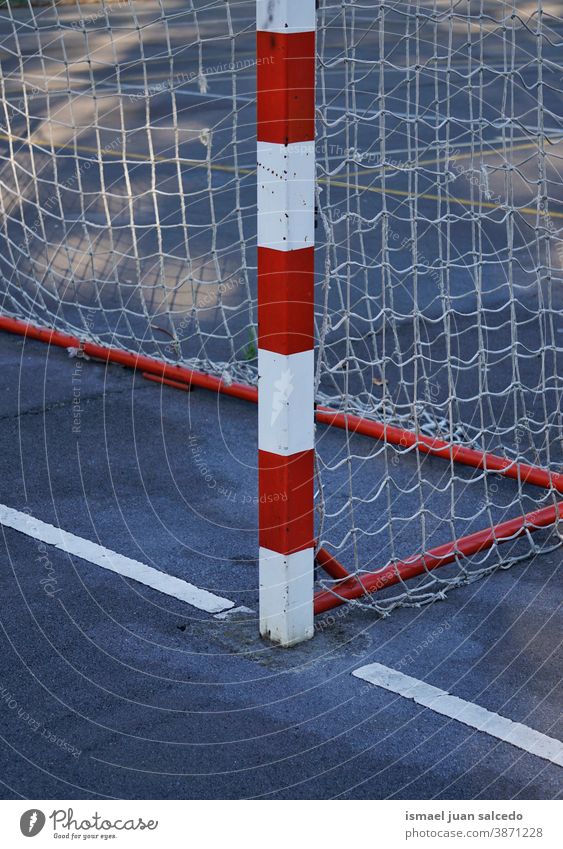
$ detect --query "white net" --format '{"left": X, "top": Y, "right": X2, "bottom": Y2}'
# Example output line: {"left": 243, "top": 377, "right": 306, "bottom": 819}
{"left": 313, "top": 0, "right": 563, "bottom": 611}
{"left": 0, "top": 0, "right": 257, "bottom": 381}
{"left": 0, "top": 0, "right": 561, "bottom": 612}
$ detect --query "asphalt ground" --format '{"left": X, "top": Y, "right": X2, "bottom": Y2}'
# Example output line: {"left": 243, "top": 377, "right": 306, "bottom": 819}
{"left": 0, "top": 330, "right": 561, "bottom": 799}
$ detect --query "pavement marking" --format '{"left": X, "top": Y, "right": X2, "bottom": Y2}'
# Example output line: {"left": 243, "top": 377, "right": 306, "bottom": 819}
{"left": 353, "top": 662, "right": 563, "bottom": 767}
{"left": 351, "top": 139, "right": 557, "bottom": 175}
{"left": 0, "top": 503, "right": 235, "bottom": 614}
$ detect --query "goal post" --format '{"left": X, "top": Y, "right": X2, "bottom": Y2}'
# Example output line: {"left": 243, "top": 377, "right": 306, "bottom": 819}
{"left": 256, "top": 0, "right": 316, "bottom": 645}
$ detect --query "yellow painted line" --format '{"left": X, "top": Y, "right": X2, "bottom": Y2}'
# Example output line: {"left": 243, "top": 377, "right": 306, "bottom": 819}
{"left": 2, "top": 131, "right": 561, "bottom": 220}
{"left": 323, "top": 177, "right": 563, "bottom": 220}
{"left": 345, "top": 139, "right": 561, "bottom": 178}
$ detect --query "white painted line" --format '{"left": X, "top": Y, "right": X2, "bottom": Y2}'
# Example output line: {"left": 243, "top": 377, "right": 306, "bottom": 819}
{"left": 353, "top": 662, "right": 563, "bottom": 767}
{"left": 0, "top": 503, "right": 235, "bottom": 614}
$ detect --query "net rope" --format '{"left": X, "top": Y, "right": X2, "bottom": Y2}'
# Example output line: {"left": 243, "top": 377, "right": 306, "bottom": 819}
{"left": 0, "top": 0, "right": 561, "bottom": 612}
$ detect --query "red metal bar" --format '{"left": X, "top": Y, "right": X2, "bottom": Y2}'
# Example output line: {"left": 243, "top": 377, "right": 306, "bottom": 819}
{"left": 314, "top": 501, "right": 563, "bottom": 614}
{"left": 314, "top": 408, "right": 563, "bottom": 494}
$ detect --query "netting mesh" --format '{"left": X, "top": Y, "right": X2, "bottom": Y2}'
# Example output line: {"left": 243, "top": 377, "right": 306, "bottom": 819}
{"left": 0, "top": 0, "right": 257, "bottom": 381}
{"left": 0, "top": 0, "right": 561, "bottom": 612}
